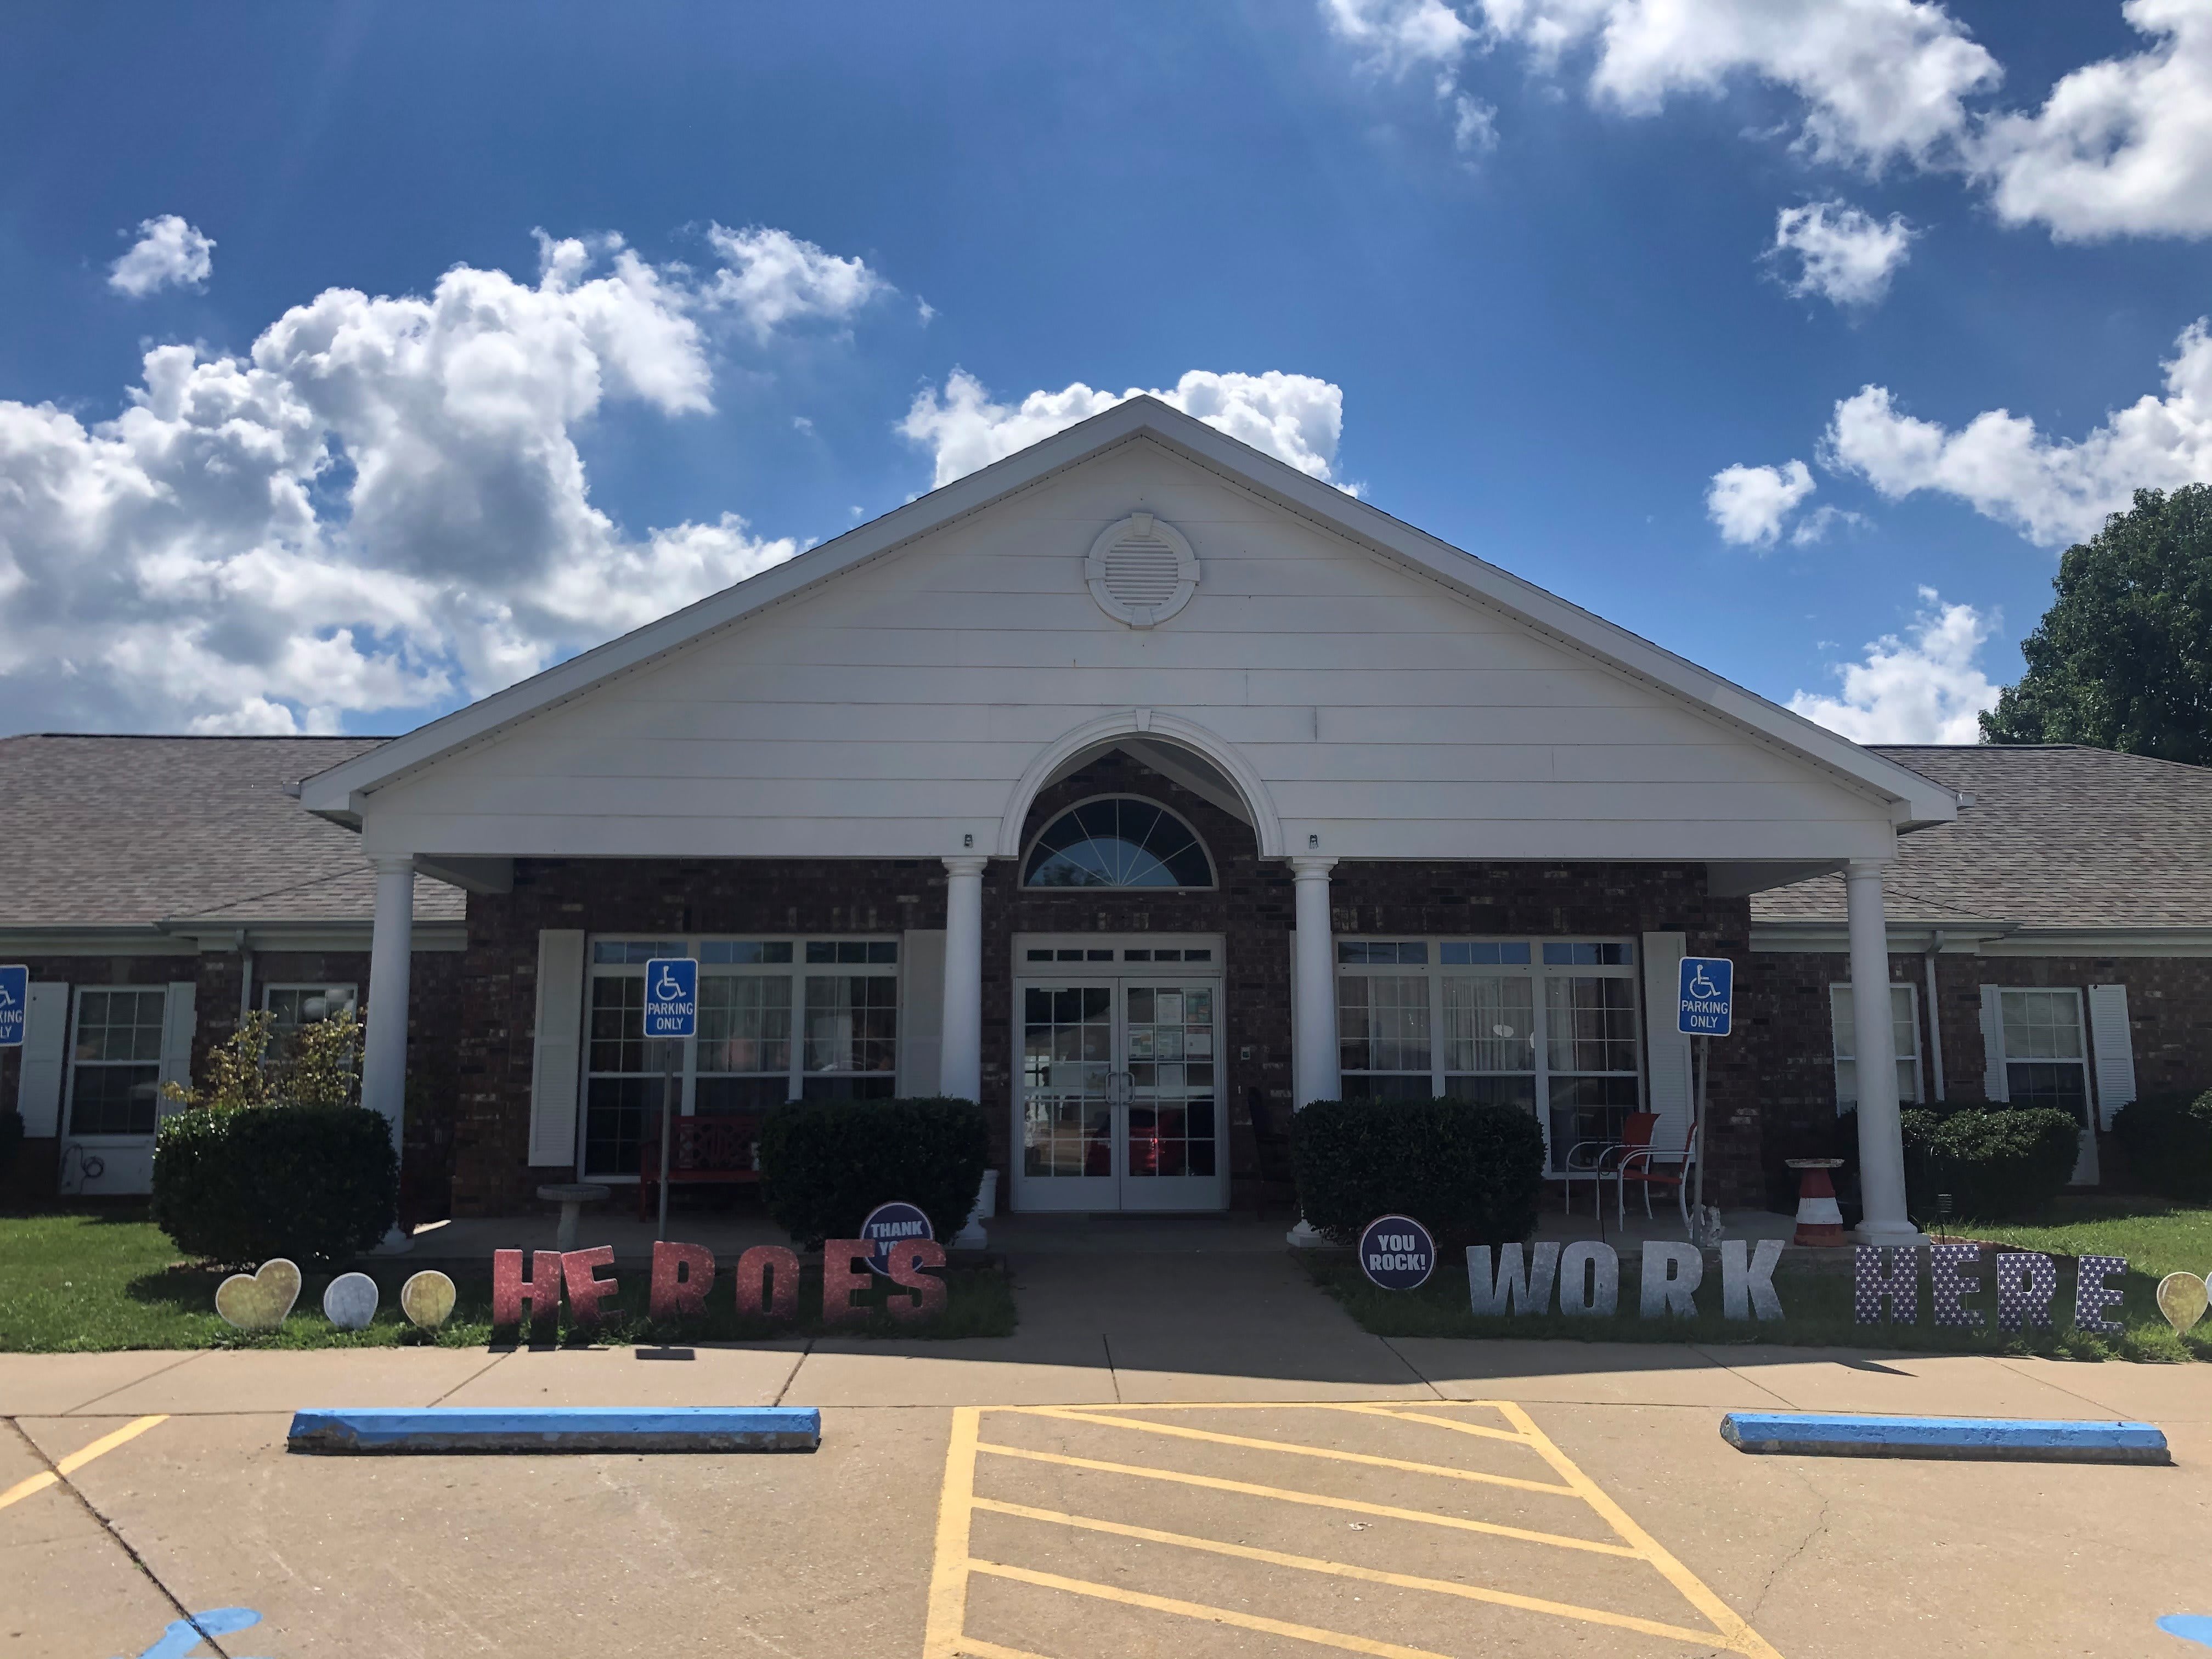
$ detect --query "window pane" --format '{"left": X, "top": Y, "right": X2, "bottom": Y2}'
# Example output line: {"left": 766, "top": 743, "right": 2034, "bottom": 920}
{"left": 1543, "top": 976, "right": 1637, "bottom": 1074}
{"left": 698, "top": 975, "right": 791, "bottom": 1076}
{"left": 1547, "top": 1075, "right": 1641, "bottom": 1164}
{"left": 1542, "top": 942, "right": 1633, "bottom": 966}
{"left": 588, "top": 975, "right": 648, "bottom": 1074}
{"left": 702, "top": 941, "right": 793, "bottom": 964}
{"left": 1023, "top": 797, "right": 1214, "bottom": 888}
{"left": 804, "top": 975, "right": 897, "bottom": 1074}
{"left": 1443, "top": 1074, "right": 1538, "bottom": 1111}
{"left": 593, "top": 940, "right": 687, "bottom": 964}
{"left": 1338, "top": 974, "right": 1430, "bottom": 1074}
{"left": 2008, "top": 1062, "right": 2089, "bottom": 1114}
{"left": 1442, "top": 975, "right": 1534, "bottom": 1073}
{"left": 267, "top": 985, "right": 359, "bottom": 1029}
{"left": 583, "top": 1075, "right": 667, "bottom": 1177}
{"left": 74, "top": 989, "right": 166, "bottom": 1064}
{"left": 67, "top": 1063, "right": 160, "bottom": 1135}
{"left": 2001, "top": 991, "right": 2083, "bottom": 1060}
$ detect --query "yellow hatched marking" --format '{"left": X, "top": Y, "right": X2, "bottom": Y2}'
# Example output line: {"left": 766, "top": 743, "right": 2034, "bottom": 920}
{"left": 922, "top": 1407, "right": 982, "bottom": 1659}
{"left": 949, "top": 1640, "right": 1059, "bottom": 1659}
{"left": 1492, "top": 1401, "right": 1786, "bottom": 1659}
{"left": 1025, "top": 1406, "right": 1576, "bottom": 1496}
{"left": 1332, "top": 1401, "right": 1535, "bottom": 1445}
{"left": 977, "top": 1440, "right": 1638, "bottom": 1557}
{"left": 968, "top": 1559, "right": 1458, "bottom": 1659}
{"left": 0, "top": 1415, "right": 167, "bottom": 1514}
{"left": 974, "top": 1495, "right": 1745, "bottom": 1648}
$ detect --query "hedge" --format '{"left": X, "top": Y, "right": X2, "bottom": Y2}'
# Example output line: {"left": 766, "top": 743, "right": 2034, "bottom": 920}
{"left": 757, "top": 1096, "right": 990, "bottom": 1249}
{"left": 151, "top": 1104, "right": 399, "bottom": 1267}
{"left": 1290, "top": 1097, "right": 1545, "bottom": 1249}
{"left": 1899, "top": 1106, "right": 2081, "bottom": 1222}
{"left": 2110, "top": 1091, "right": 2212, "bottom": 1201}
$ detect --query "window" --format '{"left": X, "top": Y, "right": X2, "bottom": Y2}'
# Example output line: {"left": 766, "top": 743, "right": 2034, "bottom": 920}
{"left": 263, "top": 983, "right": 358, "bottom": 1060}
{"left": 1999, "top": 989, "right": 2090, "bottom": 1116}
{"left": 67, "top": 988, "right": 167, "bottom": 1136}
{"left": 582, "top": 937, "right": 899, "bottom": 1178}
{"left": 1829, "top": 984, "right": 1922, "bottom": 1113}
{"left": 1022, "top": 798, "right": 1214, "bottom": 889}
{"left": 1335, "top": 939, "right": 1640, "bottom": 1164}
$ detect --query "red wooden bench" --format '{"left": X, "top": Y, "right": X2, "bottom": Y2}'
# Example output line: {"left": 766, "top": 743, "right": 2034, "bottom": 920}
{"left": 637, "top": 1114, "right": 764, "bottom": 1220}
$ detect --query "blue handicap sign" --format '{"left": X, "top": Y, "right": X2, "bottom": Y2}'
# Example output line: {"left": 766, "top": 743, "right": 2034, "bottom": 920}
{"left": 859, "top": 1200, "right": 934, "bottom": 1277}
{"left": 644, "top": 958, "right": 698, "bottom": 1039}
{"left": 1677, "top": 956, "right": 1733, "bottom": 1036}
{"left": 0, "top": 964, "right": 25, "bottom": 1048}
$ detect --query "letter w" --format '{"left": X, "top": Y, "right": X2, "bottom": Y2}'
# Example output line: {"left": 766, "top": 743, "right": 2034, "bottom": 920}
{"left": 1467, "top": 1243, "right": 1560, "bottom": 1316}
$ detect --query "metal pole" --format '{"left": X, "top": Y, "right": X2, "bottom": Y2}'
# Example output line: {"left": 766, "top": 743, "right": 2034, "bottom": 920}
{"left": 1690, "top": 1034, "right": 1709, "bottom": 1239}
{"left": 657, "top": 1038, "right": 675, "bottom": 1242}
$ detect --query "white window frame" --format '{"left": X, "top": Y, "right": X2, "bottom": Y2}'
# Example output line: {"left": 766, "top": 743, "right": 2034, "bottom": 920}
{"left": 262, "top": 982, "right": 359, "bottom": 1032}
{"left": 1020, "top": 794, "right": 1217, "bottom": 891}
{"left": 1996, "top": 987, "right": 2092, "bottom": 1114}
{"left": 580, "top": 935, "right": 901, "bottom": 1181}
{"left": 64, "top": 984, "right": 169, "bottom": 1142}
{"left": 1827, "top": 982, "right": 1924, "bottom": 1115}
{"left": 1334, "top": 936, "right": 1644, "bottom": 1170}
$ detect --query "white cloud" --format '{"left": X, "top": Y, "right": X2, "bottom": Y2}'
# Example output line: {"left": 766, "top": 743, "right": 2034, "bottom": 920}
{"left": 1706, "top": 458, "right": 1815, "bottom": 546}
{"left": 1974, "top": 0, "right": 2212, "bottom": 240}
{"left": 1788, "top": 586, "right": 1999, "bottom": 742}
{"left": 900, "top": 369, "right": 1348, "bottom": 490}
{"left": 1451, "top": 91, "right": 1500, "bottom": 155}
{"left": 108, "top": 215, "right": 215, "bottom": 297}
{"left": 1321, "top": 0, "right": 1479, "bottom": 73}
{"left": 698, "top": 223, "right": 891, "bottom": 340}
{"left": 1823, "top": 317, "right": 2212, "bottom": 545}
{"left": 0, "top": 229, "right": 857, "bottom": 734}
{"left": 1768, "top": 200, "right": 1917, "bottom": 307}
{"left": 1788, "top": 503, "right": 1865, "bottom": 545}
{"left": 1470, "top": 0, "right": 1999, "bottom": 170}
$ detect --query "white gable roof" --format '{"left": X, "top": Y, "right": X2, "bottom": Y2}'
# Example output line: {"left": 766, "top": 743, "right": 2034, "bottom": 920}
{"left": 300, "top": 397, "right": 1957, "bottom": 862}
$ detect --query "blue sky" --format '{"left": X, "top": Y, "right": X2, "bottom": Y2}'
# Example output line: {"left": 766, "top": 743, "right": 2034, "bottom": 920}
{"left": 2, "top": 1, "right": 2208, "bottom": 741}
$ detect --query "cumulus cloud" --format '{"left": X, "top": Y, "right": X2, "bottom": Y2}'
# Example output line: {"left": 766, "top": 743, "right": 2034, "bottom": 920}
{"left": 1706, "top": 458, "right": 1815, "bottom": 546}
{"left": 108, "top": 215, "right": 215, "bottom": 297}
{"left": 1768, "top": 200, "right": 1917, "bottom": 307}
{"left": 1822, "top": 317, "right": 2212, "bottom": 545}
{"left": 0, "top": 229, "right": 880, "bottom": 734}
{"left": 1974, "top": 0, "right": 2212, "bottom": 240}
{"left": 698, "top": 223, "right": 891, "bottom": 339}
{"left": 1451, "top": 92, "right": 1500, "bottom": 155}
{"left": 1788, "top": 586, "right": 1999, "bottom": 742}
{"left": 900, "top": 369, "right": 1348, "bottom": 490}
{"left": 1321, "top": 0, "right": 1478, "bottom": 73}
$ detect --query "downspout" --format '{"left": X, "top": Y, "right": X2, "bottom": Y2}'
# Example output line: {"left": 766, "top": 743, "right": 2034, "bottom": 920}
{"left": 235, "top": 930, "right": 254, "bottom": 1028}
{"left": 1922, "top": 930, "right": 1945, "bottom": 1103}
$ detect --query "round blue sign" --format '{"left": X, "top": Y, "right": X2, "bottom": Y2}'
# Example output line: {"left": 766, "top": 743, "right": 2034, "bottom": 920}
{"left": 859, "top": 1201, "right": 934, "bottom": 1277}
{"left": 1358, "top": 1214, "right": 1436, "bottom": 1291}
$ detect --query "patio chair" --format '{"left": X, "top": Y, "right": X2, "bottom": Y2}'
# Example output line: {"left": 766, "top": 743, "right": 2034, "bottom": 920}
{"left": 1556, "top": 1111, "right": 1655, "bottom": 1219}
{"left": 1616, "top": 1109, "right": 1698, "bottom": 1229}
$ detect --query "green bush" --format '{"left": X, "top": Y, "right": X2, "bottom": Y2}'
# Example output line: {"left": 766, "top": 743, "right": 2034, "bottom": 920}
{"left": 757, "top": 1097, "right": 990, "bottom": 1249}
{"left": 1290, "top": 1098, "right": 1545, "bottom": 1249}
{"left": 1900, "top": 1106, "right": 2082, "bottom": 1221}
{"left": 2109, "top": 1091, "right": 2212, "bottom": 1200}
{"left": 152, "top": 1105, "right": 398, "bottom": 1267}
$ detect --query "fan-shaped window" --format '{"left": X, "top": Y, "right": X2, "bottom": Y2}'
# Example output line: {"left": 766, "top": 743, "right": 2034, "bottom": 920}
{"left": 1023, "top": 798, "right": 1215, "bottom": 889}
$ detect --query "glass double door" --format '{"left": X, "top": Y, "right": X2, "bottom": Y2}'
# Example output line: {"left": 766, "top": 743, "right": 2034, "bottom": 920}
{"left": 1015, "top": 977, "right": 1225, "bottom": 1211}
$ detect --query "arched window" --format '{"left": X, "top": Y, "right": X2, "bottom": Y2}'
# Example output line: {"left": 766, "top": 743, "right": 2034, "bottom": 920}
{"left": 1023, "top": 797, "right": 1215, "bottom": 889}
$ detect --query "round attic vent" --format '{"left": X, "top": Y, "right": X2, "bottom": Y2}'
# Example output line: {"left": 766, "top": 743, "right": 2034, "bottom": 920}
{"left": 1086, "top": 512, "right": 1199, "bottom": 628}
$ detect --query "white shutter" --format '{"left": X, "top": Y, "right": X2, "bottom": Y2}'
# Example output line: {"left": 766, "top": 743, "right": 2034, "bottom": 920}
{"left": 527, "top": 930, "right": 586, "bottom": 1168}
{"left": 1978, "top": 984, "right": 2008, "bottom": 1103}
{"left": 156, "top": 982, "right": 196, "bottom": 1120}
{"left": 15, "top": 983, "right": 68, "bottom": 1137}
{"left": 2087, "top": 983, "right": 2137, "bottom": 1129}
{"left": 1827, "top": 984, "right": 1855, "bottom": 1114}
{"left": 1640, "top": 932, "right": 1694, "bottom": 1155}
{"left": 898, "top": 930, "right": 946, "bottom": 1098}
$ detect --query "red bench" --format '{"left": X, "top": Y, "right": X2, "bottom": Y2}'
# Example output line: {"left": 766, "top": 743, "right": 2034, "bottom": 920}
{"left": 637, "top": 1114, "right": 764, "bottom": 1220}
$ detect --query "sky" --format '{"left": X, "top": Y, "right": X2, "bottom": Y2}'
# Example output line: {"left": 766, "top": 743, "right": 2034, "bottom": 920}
{"left": 2, "top": 1, "right": 2208, "bottom": 744}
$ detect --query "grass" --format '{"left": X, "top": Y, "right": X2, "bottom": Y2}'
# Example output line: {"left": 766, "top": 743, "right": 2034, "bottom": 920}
{"left": 1304, "top": 1200, "right": 2212, "bottom": 1363}
{"left": 0, "top": 1206, "right": 1017, "bottom": 1352}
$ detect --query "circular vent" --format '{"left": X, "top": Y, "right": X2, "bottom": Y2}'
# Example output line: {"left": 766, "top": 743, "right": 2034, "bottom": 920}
{"left": 1086, "top": 512, "right": 1199, "bottom": 628}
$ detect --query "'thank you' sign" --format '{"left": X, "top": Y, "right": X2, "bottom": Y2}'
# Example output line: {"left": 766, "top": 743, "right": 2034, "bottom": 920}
{"left": 1677, "top": 956, "right": 1733, "bottom": 1037}
{"left": 644, "top": 958, "right": 698, "bottom": 1040}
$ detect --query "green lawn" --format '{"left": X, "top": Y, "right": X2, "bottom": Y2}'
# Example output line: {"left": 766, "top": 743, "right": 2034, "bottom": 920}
{"left": 0, "top": 1207, "right": 1017, "bottom": 1352}
{"left": 1305, "top": 1204, "right": 2212, "bottom": 1363}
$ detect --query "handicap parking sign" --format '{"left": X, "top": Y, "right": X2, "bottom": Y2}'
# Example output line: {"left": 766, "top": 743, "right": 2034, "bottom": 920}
{"left": 1677, "top": 956, "right": 1733, "bottom": 1036}
{"left": 0, "top": 965, "right": 25, "bottom": 1048}
{"left": 644, "top": 958, "right": 698, "bottom": 1039}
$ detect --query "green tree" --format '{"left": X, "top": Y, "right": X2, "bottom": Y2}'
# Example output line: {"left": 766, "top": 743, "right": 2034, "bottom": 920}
{"left": 161, "top": 1008, "right": 360, "bottom": 1113}
{"left": 1982, "top": 484, "right": 2212, "bottom": 762}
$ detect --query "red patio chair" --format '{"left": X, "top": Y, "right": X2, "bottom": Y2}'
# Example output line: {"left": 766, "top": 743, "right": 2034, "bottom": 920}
{"left": 1556, "top": 1111, "right": 1656, "bottom": 1219}
{"left": 1615, "top": 1109, "right": 1697, "bottom": 1229}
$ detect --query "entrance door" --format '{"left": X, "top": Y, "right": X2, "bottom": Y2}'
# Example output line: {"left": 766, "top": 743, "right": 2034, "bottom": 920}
{"left": 1014, "top": 974, "right": 1226, "bottom": 1212}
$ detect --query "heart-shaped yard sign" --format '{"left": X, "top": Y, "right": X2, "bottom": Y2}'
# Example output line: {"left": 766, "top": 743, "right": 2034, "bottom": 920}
{"left": 400, "top": 1269, "right": 458, "bottom": 1331}
{"left": 2157, "top": 1273, "right": 2208, "bottom": 1337}
{"left": 215, "top": 1259, "right": 301, "bottom": 1332}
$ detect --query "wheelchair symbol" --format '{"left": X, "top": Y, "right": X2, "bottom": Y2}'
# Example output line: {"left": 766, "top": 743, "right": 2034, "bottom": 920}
{"left": 119, "top": 1607, "right": 264, "bottom": 1659}
{"left": 1686, "top": 964, "right": 1720, "bottom": 1001}
{"left": 653, "top": 967, "right": 687, "bottom": 1003}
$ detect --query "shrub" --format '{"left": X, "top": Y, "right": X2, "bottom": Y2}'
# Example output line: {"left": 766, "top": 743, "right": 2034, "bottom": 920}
{"left": 153, "top": 1103, "right": 398, "bottom": 1266}
{"left": 1900, "top": 1106, "right": 2081, "bottom": 1221}
{"left": 2109, "top": 1091, "right": 2212, "bottom": 1201}
{"left": 757, "top": 1097, "right": 990, "bottom": 1249}
{"left": 1290, "top": 1098, "right": 1545, "bottom": 1249}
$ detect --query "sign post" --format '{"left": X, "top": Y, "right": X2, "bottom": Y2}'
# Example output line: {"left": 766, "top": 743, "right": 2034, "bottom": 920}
{"left": 644, "top": 958, "right": 698, "bottom": 1242}
{"left": 1675, "top": 956, "right": 1734, "bottom": 1243}
{"left": 0, "top": 966, "right": 25, "bottom": 1049}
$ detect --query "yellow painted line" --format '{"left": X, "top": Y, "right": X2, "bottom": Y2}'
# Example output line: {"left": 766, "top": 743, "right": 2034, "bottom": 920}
{"left": 1333, "top": 1402, "right": 1536, "bottom": 1445}
{"left": 968, "top": 1558, "right": 1459, "bottom": 1659}
{"left": 0, "top": 1415, "right": 167, "bottom": 1514}
{"left": 950, "top": 1640, "right": 1059, "bottom": 1659}
{"left": 922, "top": 1407, "right": 983, "bottom": 1659}
{"left": 1025, "top": 1407, "right": 1577, "bottom": 1496}
{"left": 1494, "top": 1401, "right": 1786, "bottom": 1659}
{"left": 976, "top": 1440, "right": 1638, "bottom": 1557}
{"left": 973, "top": 1496, "right": 1757, "bottom": 1650}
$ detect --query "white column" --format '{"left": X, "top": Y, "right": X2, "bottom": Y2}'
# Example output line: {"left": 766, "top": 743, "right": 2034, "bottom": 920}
{"left": 1290, "top": 856, "right": 1339, "bottom": 1109}
{"left": 1847, "top": 860, "right": 1923, "bottom": 1245}
{"left": 939, "top": 856, "right": 988, "bottom": 1102}
{"left": 362, "top": 855, "right": 415, "bottom": 1254}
